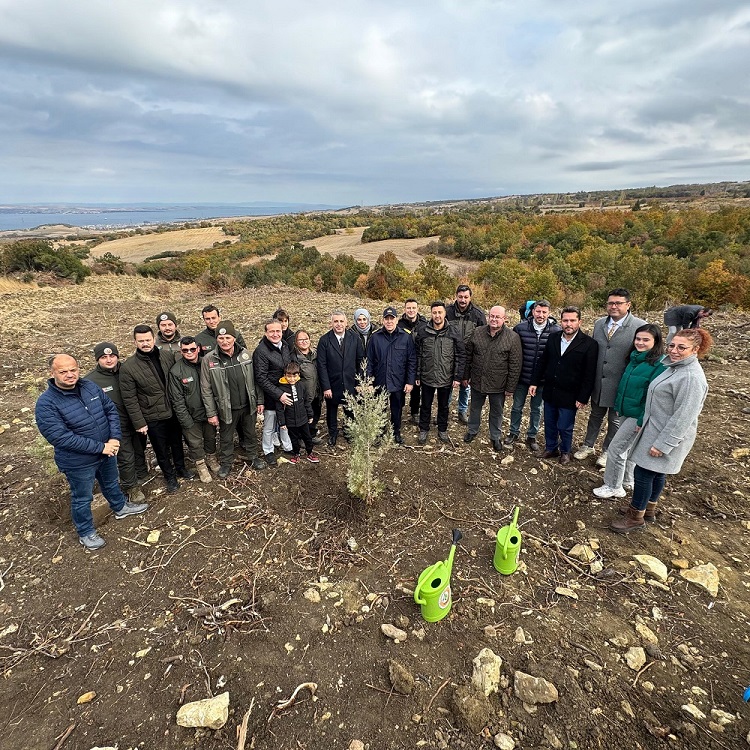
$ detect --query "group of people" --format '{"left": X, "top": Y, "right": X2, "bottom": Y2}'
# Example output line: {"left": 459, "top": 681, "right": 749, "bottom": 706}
{"left": 35, "top": 288, "right": 712, "bottom": 550}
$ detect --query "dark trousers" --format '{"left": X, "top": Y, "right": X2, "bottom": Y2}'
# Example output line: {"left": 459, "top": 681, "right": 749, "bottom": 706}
{"left": 325, "top": 394, "right": 354, "bottom": 439}
{"left": 219, "top": 408, "right": 259, "bottom": 468}
{"left": 408, "top": 384, "right": 421, "bottom": 417}
{"left": 183, "top": 420, "right": 217, "bottom": 462}
{"left": 117, "top": 422, "right": 147, "bottom": 489}
{"left": 287, "top": 423, "right": 314, "bottom": 455}
{"left": 419, "top": 384, "right": 451, "bottom": 432}
{"left": 543, "top": 402, "right": 577, "bottom": 454}
{"left": 146, "top": 416, "right": 186, "bottom": 483}
{"left": 632, "top": 465, "right": 667, "bottom": 511}
{"left": 387, "top": 390, "right": 405, "bottom": 435}
{"left": 310, "top": 396, "right": 322, "bottom": 436}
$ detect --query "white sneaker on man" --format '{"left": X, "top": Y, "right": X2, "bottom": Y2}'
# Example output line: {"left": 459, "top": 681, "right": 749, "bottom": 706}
{"left": 593, "top": 484, "right": 626, "bottom": 499}
{"left": 573, "top": 445, "right": 595, "bottom": 460}
{"left": 596, "top": 452, "right": 608, "bottom": 468}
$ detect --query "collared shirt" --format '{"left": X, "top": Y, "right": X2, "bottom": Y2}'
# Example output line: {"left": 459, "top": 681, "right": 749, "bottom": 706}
{"left": 560, "top": 331, "right": 578, "bottom": 355}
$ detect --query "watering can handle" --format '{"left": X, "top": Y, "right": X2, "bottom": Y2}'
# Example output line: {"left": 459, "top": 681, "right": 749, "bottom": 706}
{"left": 414, "top": 563, "right": 441, "bottom": 606}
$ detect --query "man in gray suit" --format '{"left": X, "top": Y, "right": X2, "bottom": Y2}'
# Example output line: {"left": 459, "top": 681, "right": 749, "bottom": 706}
{"left": 574, "top": 288, "right": 646, "bottom": 467}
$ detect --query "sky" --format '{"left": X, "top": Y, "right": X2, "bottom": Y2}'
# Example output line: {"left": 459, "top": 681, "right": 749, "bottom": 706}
{"left": 1, "top": 1, "right": 749, "bottom": 206}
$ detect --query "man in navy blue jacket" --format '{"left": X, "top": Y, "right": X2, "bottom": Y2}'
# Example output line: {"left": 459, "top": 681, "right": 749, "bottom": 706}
{"left": 36, "top": 354, "right": 148, "bottom": 551}
{"left": 366, "top": 306, "right": 417, "bottom": 444}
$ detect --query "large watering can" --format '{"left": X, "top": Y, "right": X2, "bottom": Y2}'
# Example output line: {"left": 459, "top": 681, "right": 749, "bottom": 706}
{"left": 493, "top": 506, "right": 521, "bottom": 575}
{"left": 414, "top": 529, "right": 462, "bottom": 622}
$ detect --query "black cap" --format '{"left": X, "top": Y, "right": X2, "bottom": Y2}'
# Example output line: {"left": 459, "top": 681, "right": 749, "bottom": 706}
{"left": 156, "top": 311, "right": 177, "bottom": 325}
{"left": 94, "top": 342, "right": 119, "bottom": 360}
{"left": 383, "top": 306, "right": 398, "bottom": 318}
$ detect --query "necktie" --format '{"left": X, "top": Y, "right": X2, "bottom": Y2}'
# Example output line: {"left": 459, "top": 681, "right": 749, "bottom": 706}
{"left": 607, "top": 324, "right": 617, "bottom": 340}
{"left": 338, "top": 336, "right": 344, "bottom": 352}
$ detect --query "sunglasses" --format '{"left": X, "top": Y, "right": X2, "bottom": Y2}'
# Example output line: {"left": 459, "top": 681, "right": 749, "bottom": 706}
{"left": 181, "top": 347, "right": 199, "bottom": 353}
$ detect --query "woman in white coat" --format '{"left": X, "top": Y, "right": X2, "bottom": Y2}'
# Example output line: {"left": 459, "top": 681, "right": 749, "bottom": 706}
{"left": 609, "top": 328, "right": 712, "bottom": 534}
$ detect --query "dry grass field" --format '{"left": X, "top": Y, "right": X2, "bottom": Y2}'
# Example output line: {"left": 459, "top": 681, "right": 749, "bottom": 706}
{"left": 302, "top": 227, "right": 480, "bottom": 274}
{"left": 89, "top": 226, "right": 239, "bottom": 263}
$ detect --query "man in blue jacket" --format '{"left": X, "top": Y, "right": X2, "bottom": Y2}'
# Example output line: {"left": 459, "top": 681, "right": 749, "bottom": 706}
{"left": 366, "top": 306, "right": 417, "bottom": 444}
{"left": 36, "top": 354, "right": 148, "bottom": 551}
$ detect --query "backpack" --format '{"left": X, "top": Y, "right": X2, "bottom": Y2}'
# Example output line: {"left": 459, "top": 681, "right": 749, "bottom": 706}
{"left": 519, "top": 300, "right": 535, "bottom": 321}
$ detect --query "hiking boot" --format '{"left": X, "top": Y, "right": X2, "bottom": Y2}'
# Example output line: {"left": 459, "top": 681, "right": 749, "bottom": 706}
{"left": 610, "top": 505, "right": 646, "bottom": 534}
{"left": 79, "top": 532, "right": 106, "bottom": 551}
{"left": 394, "top": 433, "right": 404, "bottom": 445}
{"left": 307, "top": 453, "right": 320, "bottom": 464}
{"left": 127, "top": 487, "right": 146, "bottom": 504}
{"left": 195, "top": 459, "right": 213, "bottom": 484}
{"left": 457, "top": 412, "right": 469, "bottom": 425}
{"left": 166, "top": 478, "right": 180, "bottom": 493}
{"left": 644, "top": 501, "right": 658, "bottom": 523}
{"left": 115, "top": 501, "right": 149, "bottom": 519}
{"left": 311, "top": 435, "right": 323, "bottom": 445}
{"left": 573, "top": 445, "right": 595, "bottom": 460}
{"left": 217, "top": 465, "right": 232, "bottom": 479}
{"left": 492, "top": 439, "right": 502, "bottom": 452}
{"left": 438, "top": 431, "right": 450, "bottom": 443}
{"left": 463, "top": 432, "right": 477, "bottom": 443}
{"left": 503, "top": 434, "right": 519, "bottom": 447}
{"left": 177, "top": 467, "right": 195, "bottom": 480}
{"left": 251, "top": 458, "right": 266, "bottom": 471}
{"left": 265, "top": 452, "right": 278, "bottom": 467}
{"left": 593, "top": 484, "right": 626, "bottom": 499}
{"left": 559, "top": 452, "right": 572, "bottom": 465}
{"left": 205, "top": 453, "right": 221, "bottom": 473}
{"left": 418, "top": 431, "right": 428, "bottom": 445}
{"left": 542, "top": 449, "right": 560, "bottom": 459}
{"left": 526, "top": 437, "right": 540, "bottom": 453}
{"left": 288, "top": 454, "right": 300, "bottom": 465}
{"left": 596, "top": 451, "right": 608, "bottom": 468}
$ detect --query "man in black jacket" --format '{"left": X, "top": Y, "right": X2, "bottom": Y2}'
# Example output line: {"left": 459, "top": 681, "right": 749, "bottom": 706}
{"left": 397, "top": 299, "right": 427, "bottom": 425}
{"left": 506, "top": 300, "right": 561, "bottom": 452}
{"left": 415, "top": 302, "right": 465, "bottom": 445}
{"left": 195, "top": 304, "right": 247, "bottom": 355}
{"left": 529, "top": 307, "right": 598, "bottom": 465}
{"left": 317, "top": 310, "right": 365, "bottom": 446}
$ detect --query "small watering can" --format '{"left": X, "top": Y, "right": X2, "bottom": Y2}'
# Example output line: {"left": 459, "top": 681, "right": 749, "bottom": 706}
{"left": 493, "top": 506, "right": 522, "bottom": 575}
{"left": 414, "top": 529, "right": 462, "bottom": 622}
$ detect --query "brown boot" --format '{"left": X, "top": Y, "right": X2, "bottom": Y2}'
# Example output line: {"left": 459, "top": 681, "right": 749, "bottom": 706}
{"left": 195, "top": 459, "right": 213, "bottom": 484}
{"left": 644, "top": 501, "right": 658, "bottom": 523}
{"left": 205, "top": 453, "right": 221, "bottom": 473}
{"left": 610, "top": 505, "right": 646, "bottom": 534}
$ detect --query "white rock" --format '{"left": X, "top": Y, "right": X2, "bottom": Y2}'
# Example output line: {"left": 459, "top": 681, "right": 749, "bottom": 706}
{"left": 710, "top": 708, "right": 736, "bottom": 726}
{"left": 625, "top": 647, "right": 646, "bottom": 671}
{"left": 494, "top": 732, "right": 515, "bottom": 749}
{"left": 569, "top": 544, "right": 596, "bottom": 563}
{"left": 589, "top": 560, "right": 604, "bottom": 574}
{"left": 472, "top": 648, "right": 503, "bottom": 696}
{"left": 554, "top": 586, "right": 578, "bottom": 600}
{"left": 634, "top": 622, "right": 658, "bottom": 645}
{"left": 681, "top": 563, "right": 720, "bottom": 597}
{"left": 303, "top": 588, "right": 321, "bottom": 603}
{"left": 381, "top": 623, "right": 407, "bottom": 642}
{"left": 513, "top": 671, "right": 558, "bottom": 704}
{"left": 633, "top": 554, "right": 668, "bottom": 582}
{"left": 513, "top": 627, "right": 526, "bottom": 644}
{"left": 349, "top": 741, "right": 365, "bottom": 750}
{"left": 176, "top": 691, "right": 229, "bottom": 729}
{"left": 681, "top": 703, "right": 706, "bottom": 721}
{"left": 500, "top": 455, "right": 514, "bottom": 465}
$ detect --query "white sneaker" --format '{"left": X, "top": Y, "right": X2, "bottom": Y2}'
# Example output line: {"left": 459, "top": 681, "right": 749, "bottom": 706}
{"left": 596, "top": 452, "right": 608, "bottom": 468}
{"left": 593, "top": 484, "right": 626, "bottom": 499}
{"left": 573, "top": 445, "right": 595, "bottom": 460}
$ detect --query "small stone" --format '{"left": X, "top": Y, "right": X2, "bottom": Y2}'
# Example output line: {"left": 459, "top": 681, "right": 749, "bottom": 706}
{"left": 710, "top": 709, "right": 736, "bottom": 726}
{"left": 472, "top": 648, "right": 503, "bottom": 696}
{"left": 494, "top": 732, "right": 515, "bottom": 749}
{"left": 500, "top": 455, "right": 514, "bottom": 465}
{"left": 513, "top": 671, "right": 558, "bottom": 704}
{"left": 303, "top": 588, "right": 321, "bottom": 603}
{"left": 576, "top": 520, "right": 586, "bottom": 531}
{"left": 381, "top": 623, "right": 407, "bottom": 642}
{"left": 543, "top": 725, "right": 563, "bottom": 749}
{"left": 484, "top": 625, "right": 498, "bottom": 638}
{"left": 394, "top": 614, "right": 410, "bottom": 629}
{"left": 671, "top": 558, "right": 689, "bottom": 570}
{"left": 349, "top": 741, "right": 365, "bottom": 750}
{"left": 634, "top": 622, "right": 658, "bottom": 645}
{"left": 633, "top": 554, "right": 668, "bottom": 582}
{"left": 625, "top": 647, "right": 646, "bottom": 671}
{"left": 411, "top": 627, "right": 426, "bottom": 641}
{"left": 411, "top": 713, "right": 422, "bottom": 723}
{"left": 176, "top": 691, "right": 229, "bottom": 729}
{"left": 452, "top": 683, "right": 494, "bottom": 734}
{"left": 569, "top": 544, "right": 595, "bottom": 563}
{"left": 621, "top": 700, "right": 635, "bottom": 719}
{"left": 554, "top": 586, "right": 578, "bottom": 600}
{"left": 681, "top": 563, "right": 720, "bottom": 597}
{"left": 388, "top": 660, "right": 415, "bottom": 695}
{"left": 513, "top": 627, "right": 526, "bottom": 644}
{"left": 589, "top": 560, "right": 604, "bottom": 575}
{"left": 583, "top": 658, "right": 602, "bottom": 672}
{"left": 477, "top": 597, "right": 496, "bottom": 608}
{"left": 681, "top": 703, "right": 706, "bottom": 721}
{"left": 642, "top": 681, "right": 654, "bottom": 693}
{"left": 146, "top": 530, "right": 160, "bottom": 544}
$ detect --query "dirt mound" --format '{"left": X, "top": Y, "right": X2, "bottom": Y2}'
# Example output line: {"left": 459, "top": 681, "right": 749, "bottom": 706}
{"left": 0, "top": 277, "right": 748, "bottom": 749}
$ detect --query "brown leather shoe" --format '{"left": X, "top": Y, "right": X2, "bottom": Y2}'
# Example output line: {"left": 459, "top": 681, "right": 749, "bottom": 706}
{"left": 542, "top": 449, "right": 560, "bottom": 459}
{"left": 610, "top": 505, "right": 646, "bottom": 534}
{"left": 559, "top": 452, "right": 572, "bottom": 465}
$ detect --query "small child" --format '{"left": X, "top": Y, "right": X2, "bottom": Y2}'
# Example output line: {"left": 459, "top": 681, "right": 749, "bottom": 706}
{"left": 276, "top": 362, "right": 320, "bottom": 464}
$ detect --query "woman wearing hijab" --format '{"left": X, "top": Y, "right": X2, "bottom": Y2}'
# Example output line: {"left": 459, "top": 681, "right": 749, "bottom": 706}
{"left": 350, "top": 308, "right": 379, "bottom": 351}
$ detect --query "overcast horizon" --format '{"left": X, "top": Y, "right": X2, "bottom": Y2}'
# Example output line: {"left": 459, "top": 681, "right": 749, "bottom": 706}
{"left": 1, "top": 1, "right": 749, "bottom": 206}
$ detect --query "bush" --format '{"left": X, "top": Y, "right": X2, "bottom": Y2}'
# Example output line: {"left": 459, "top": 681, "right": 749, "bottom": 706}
{"left": 2, "top": 239, "right": 91, "bottom": 283}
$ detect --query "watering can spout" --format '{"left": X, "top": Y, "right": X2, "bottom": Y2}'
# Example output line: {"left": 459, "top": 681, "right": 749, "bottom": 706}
{"left": 446, "top": 528, "right": 462, "bottom": 571}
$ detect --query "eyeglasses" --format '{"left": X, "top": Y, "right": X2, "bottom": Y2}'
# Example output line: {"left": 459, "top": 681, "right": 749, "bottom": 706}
{"left": 606, "top": 301, "right": 629, "bottom": 306}
{"left": 667, "top": 343, "right": 691, "bottom": 351}
{"left": 181, "top": 347, "right": 199, "bottom": 353}
{"left": 296, "top": 337, "right": 310, "bottom": 342}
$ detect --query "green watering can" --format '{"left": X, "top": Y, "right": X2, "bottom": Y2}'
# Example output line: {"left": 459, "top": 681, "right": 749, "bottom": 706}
{"left": 414, "top": 529, "right": 462, "bottom": 622}
{"left": 493, "top": 506, "right": 522, "bottom": 575}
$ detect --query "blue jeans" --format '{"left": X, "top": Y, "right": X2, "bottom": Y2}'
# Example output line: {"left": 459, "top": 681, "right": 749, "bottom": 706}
{"left": 61, "top": 456, "right": 127, "bottom": 537}
{"left": 509, "top": 383, "right": 543, "bottom": 439}
{"left": 458, "top": 384, "right": 470, "bottom": 414}
{"left": 632, "top": 465, "right": 666, "bottom": 511}
{"left": 543, "top": 402, "right": 577, "bottom": 454}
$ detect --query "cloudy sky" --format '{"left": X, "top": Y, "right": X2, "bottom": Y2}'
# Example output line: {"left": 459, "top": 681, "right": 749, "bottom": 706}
{"left": 1, "top": 1, "right": 749, "bottom": 205}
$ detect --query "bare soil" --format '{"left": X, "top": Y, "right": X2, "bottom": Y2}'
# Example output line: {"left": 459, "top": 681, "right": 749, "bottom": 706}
{"left": 1, "top": 277, "right": 749, "bottom": 750}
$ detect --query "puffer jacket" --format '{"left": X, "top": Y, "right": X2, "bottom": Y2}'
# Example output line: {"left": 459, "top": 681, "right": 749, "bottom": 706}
{"left": 119, "top": 347, "right": 176, "bottom": 429}
{"left": 253, "top": 336, "right": 293, "bottom": 407}
{"left": 446, "top": 301, "right": 486, "bottom": 342}
{"left": 464, "top": 325, "right": 523, "bottom": 394}
{"left": 168, "top": 357, "right": 207, "bottom": 429}
{"left": 36, "top": 378, "right": 121, "bottom": 469}
{"left": 201, "top": 345, "right": 263, "bottom": 424}
{"left": 366, "top": 326, "right": 417, "bottom": 393}
{"left": 513, "top": 318, "right": 562, "bottom": 386}
{"left": 415, "top": 322, "right": 466, "bottom": 388}
{"left": 275, "top": 378, "right": 313, "bottom": 428}
{"left": 614, "top": 351, "right": 667, "bottom": 425}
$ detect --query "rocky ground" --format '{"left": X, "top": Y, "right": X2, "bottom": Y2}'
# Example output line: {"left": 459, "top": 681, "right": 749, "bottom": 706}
{"left": 0, "top": 276, "right": 749, "bottom": 750}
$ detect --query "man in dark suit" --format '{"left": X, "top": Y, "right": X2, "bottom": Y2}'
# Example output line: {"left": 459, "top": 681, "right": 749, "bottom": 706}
{"left": 529, "top": 307, "right": 598, "bottom": 465}
{"left": 316, "top": 309, "right": 365, "bottom": 446}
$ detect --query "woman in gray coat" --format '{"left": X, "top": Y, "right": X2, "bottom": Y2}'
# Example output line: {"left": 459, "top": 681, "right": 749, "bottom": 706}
{"left": 610, "top": 328, "right": 712, "bottom": 534}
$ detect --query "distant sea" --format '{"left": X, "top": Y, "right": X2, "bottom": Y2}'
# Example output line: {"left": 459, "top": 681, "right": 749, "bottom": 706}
{"left": 0, "top": 203, "right": 341, "bottom": 232}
